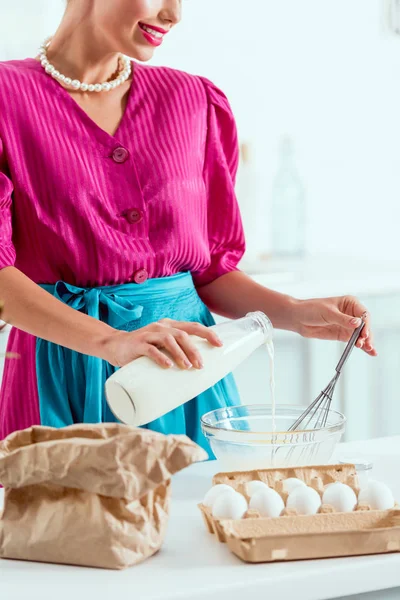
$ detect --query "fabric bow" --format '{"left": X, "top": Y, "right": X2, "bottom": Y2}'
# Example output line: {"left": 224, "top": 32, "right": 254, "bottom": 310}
{"left": 36, "top": 281, "right": 144, "bottom": 426}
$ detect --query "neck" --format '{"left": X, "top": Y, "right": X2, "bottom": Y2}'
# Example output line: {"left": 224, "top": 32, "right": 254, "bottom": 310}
{"left": 42, "top": 8, "right": 122, "bottom": 84}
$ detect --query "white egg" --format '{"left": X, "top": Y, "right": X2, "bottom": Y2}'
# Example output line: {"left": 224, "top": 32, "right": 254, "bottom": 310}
{"left": 246, "top": 480, "right": 270, "bottom": 497}
{"left": 203, "top": 484, "right": 235, "bottom": 508}
{"left": 358, "top": 480, "right": 395, "bottom": 511}
{"left": 324, "top": 482, "right": 336, "bottom": 489}
{"left": 322, "top": 482, "right": 357, "bottom": 512}
{"left": 287, "top": 485, "right": 322, "bottom": 515}
{"left": 282, "top": 477, "right": 307, "bottom": 494}
{"left": 249, "top": 488, "right": 285, "bottom": 518}
{"left": 211, "top": 490, "right": 248, "bottom": 520}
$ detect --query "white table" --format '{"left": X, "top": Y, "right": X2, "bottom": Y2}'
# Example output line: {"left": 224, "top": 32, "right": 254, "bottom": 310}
{"left": 2, "top": 436, "right": 400, "bottom": 600}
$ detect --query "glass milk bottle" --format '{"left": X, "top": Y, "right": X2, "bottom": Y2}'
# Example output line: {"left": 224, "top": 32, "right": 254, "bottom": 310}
{"left": 105, "top": 311, "right": 273, "bottom": 426}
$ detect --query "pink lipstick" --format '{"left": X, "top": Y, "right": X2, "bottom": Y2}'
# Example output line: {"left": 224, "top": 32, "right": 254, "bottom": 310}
{"left": 138, "top": 22, "right": 168, "bottom": 47}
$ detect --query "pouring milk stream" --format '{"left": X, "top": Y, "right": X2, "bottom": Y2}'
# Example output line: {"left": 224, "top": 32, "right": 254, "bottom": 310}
{"left": 105, "top": 311, "right": 274, "bottom": 428}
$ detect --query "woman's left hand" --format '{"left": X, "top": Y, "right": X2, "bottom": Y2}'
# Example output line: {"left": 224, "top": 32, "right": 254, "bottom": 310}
{"left": 294, "top": 295, "right": 377, "bottom": 356}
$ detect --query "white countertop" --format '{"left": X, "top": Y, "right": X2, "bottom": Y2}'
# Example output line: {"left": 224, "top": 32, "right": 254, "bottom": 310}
{"left": 2, "top": 436, "right": 400, "bottom": 600}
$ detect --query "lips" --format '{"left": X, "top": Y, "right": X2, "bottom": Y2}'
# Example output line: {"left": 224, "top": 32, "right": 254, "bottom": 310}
{"left": 138, "top": 22, "right": 168, "bottom": 47}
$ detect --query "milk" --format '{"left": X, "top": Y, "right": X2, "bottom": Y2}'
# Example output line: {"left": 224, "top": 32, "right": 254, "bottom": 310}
{"left": 105, "top": 312, "right": 273, "bottom": 427}
{"left": 266, "top": 339, "right": 276, "bottom": 433}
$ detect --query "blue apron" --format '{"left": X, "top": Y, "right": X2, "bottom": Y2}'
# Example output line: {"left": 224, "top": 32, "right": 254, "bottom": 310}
{"left": 36, "top": 272, "right": 240, "bottom": 454}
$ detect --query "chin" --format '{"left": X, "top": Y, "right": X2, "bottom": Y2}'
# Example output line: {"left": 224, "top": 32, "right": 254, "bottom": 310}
{"left": 120, "top": 39, "right": 155, "bottom": 62}
{"left": 130, "top": 47, "right": 155, "bottom": 62}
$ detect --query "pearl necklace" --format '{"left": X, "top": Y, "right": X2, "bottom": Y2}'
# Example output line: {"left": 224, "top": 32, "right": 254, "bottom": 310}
{"left": 38, "top": 38, "right": 131, "bottom": 92}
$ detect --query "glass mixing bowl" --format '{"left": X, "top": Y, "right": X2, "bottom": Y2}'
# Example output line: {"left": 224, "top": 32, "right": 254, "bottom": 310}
{"left": 201, "top": 404, "right": 346, "bottom": 471}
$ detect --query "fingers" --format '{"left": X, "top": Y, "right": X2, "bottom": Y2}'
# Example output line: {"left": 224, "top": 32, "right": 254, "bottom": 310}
{"left": 340, "top": 298, "right": 375, "bottom": 354}
{"left": 358, "top": 332, "right": 377, "bottom": 355}
{"left": 301, "top": 324, "right": 378, "bottom": 356}
{"left": 363, "top": 346, "right": 378, "bottom": 357}
{"left": 145, "top": 329, "right": 205, "bottom": 370}
{"left": 329, "top": 297, "right": 377, "bottom": 356}
{"left": 328, "top": 308, "right": 364, "bottom": 330}
{"left": 141, "top": 319, "right": 222, "bottom": 369}
{"left": 171, "top": 329, "right": 204, "bottom": 369}
{"left": 144, "top": 333, "right": 191, "bottom": 369}
{"left": 144, "top": 344, "right": 174, "bottom": 369}
{"left": 161, "top": 332, "right": 199, "bottom": 369}
{"left": 159, "top": 319, "right": 222, "bottom": 347}
{"left": 354, "top": 304, "right": 369, "bottom": 348}
{"left": 355, "top": 312, "right": 376, "bottom": 354}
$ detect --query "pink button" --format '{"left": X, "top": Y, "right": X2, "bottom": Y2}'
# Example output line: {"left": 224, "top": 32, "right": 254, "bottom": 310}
{"left": 112, "top": 147, "right": 129, "bottom": 164}
{"left": 133, "top": 269, "right": 148, "bottom": 284}
{"left": 124, "top": 208, "right": 143, "bottom": 224}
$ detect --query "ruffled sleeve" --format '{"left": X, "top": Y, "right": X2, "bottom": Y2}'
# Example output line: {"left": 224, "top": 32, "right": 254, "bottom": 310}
{"left": 193, "top": 77, "right": 245, "bottom": 287}
{"left": 0, "top": 135, "right": 15, "bottom": 270}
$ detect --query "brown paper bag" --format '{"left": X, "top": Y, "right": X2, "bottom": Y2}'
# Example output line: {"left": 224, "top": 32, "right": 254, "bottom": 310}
{"left": 0, "top": 423, "right": 207, "bottom": 569}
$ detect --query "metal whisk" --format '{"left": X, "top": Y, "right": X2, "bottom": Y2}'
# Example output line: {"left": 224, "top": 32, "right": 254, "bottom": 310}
{"left": 288, "top": 313, "right": 367, "bottom": 432}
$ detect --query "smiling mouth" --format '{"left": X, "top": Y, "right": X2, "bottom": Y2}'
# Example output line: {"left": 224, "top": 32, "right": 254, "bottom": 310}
{"left": 138, "top": 23, "right": 167, "bottom": 39}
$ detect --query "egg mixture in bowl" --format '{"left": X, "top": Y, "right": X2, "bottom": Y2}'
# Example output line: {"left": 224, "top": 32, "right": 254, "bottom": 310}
{"left": 201, "top": 404, "right": 345, "bottom": 471}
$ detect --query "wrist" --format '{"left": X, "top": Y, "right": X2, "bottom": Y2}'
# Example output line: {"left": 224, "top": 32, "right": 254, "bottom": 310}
{"left": 278, "top": 295, "right": 304, "bottom": 334}
{"left": 89, "top": 325, "right": 120, "bottom": 362}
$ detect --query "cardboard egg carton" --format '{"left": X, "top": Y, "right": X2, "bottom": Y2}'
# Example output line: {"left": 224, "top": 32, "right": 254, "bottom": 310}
{"left": 199, "top": 463, "right": 400, "bottom": 563}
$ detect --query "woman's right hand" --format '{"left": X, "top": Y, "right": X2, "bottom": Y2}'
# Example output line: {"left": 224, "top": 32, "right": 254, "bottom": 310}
{"left": 100, "top": 318, "right": 223, "bottom": 370}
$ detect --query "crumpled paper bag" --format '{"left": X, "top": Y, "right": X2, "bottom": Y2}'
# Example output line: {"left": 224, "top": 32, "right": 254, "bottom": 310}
{"left": 0, "top": 423, "right": 207, "bottom": 569}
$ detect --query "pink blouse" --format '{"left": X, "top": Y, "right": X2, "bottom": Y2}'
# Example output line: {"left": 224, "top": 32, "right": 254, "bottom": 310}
{"left": 0, "top": 58, "right": 245, "bottom": 288}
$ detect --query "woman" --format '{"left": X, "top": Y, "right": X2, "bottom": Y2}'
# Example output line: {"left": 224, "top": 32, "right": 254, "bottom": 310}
{"left": 0, "top": 0, "right": 376, "bottom": 451}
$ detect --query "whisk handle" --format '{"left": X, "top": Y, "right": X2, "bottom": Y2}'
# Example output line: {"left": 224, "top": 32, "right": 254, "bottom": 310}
{"left": 335, "top": 318, "right": 366, "bottom": 374}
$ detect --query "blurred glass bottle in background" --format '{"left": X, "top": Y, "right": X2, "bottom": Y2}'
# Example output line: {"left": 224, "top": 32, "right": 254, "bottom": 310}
{"left": 271, "top": 136, "right": 306, "bottom": 258}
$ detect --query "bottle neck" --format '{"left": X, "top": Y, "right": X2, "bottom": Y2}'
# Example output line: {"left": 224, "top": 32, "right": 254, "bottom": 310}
{"left": 246, "top": 311, "right": 273, "bottom": 341}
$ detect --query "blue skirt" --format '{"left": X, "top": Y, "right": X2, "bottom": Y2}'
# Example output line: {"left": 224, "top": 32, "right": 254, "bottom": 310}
{"left": 36, "top": 272, "right": 240, "bottom": 455}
